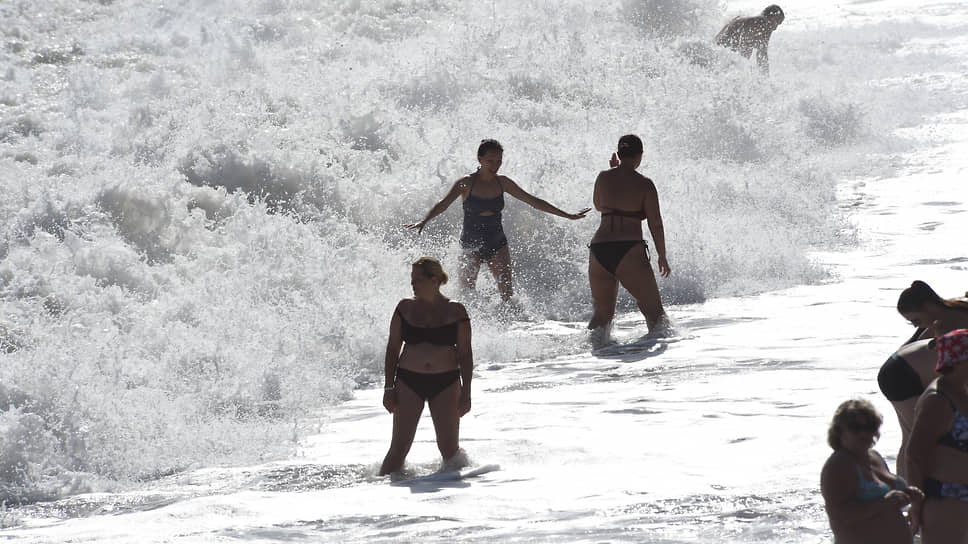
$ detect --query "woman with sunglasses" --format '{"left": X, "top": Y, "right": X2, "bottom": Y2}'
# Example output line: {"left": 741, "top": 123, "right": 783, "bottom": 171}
{"left": 905, "top": 329, "right": 968, "bottom": 543}
{"left": 878, "top": 282, "right": 968, "bottom": 476}
{"left": 821, "top": 398, "right": 923, "bottom": 544}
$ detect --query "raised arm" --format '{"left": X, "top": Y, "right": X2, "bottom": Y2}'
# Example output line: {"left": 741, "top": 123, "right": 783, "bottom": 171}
{"left": 406, "top": 177, "right": 469, "bottom": 233}
{"left": 455, "top": 303, "right": 473, "bottom": 416}
{"left": 382, "top": 303, "right": 404, "bottom": 413}
{"left": 501, "top": 177, "right": 590, "bottom": 220}
{"left": 642, "top": 179, "right": 670, "bottom": 277}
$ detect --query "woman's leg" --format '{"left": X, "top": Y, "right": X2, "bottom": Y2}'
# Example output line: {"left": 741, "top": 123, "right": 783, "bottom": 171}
{"left": 459, "top": 250, "right": 482, "bottom": 291}
{"left": 615, "top": 244, "right": 666, "bottom": 331}
{"left": 427, "top": 379, "right": 462, "bottom": 462}
{"left": 487, "top": 245, "right": 514, "bottom": 301}
{"left": 588, "top": 253, "right": 619, "bottom": 329}
{"left": 379, "top": 382, "right": 425, "bottom": 475}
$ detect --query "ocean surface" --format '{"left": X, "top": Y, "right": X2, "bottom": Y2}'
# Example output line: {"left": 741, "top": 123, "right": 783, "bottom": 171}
{"left": 1, "top": 0, "right": 966, "bottom": 541}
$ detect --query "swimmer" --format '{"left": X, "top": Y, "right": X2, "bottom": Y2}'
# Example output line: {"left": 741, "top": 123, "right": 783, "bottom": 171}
{"left": 379, "top": 257, "right": 472, "bottom": 476}
{"left": 407, "top": 140, "right": 590, "bottom": 302}
{"left": 587, "top": 135, "right": 670, "bottom": 334}
{"left": 714, "top": 5, "right": 785, "bottom": 74}
{"left": 905, "top": 330, "right": 968, "bottom": 544}
{"left": 821, "top": 398, "right": 923, "bottom": 544}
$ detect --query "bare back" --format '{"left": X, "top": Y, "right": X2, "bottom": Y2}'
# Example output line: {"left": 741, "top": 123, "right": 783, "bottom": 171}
{"left": 591, "top": 167, "right": 657, "bottom": 243}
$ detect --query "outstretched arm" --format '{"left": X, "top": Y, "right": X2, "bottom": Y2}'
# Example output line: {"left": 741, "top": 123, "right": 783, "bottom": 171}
{"left": 502, "top": 177, "right": 590, "bottom": 220}
{"left": 642, "top": 180, "right": 670, "bottom": 277}
{"left": 406, "top": 177, "right": 468, "bottom": 233}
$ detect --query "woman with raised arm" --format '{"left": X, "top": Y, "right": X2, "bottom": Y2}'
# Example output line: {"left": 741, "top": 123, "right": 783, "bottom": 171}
{"left": 407, "top": 139, "right": 589, "bottom": 302}
{"left": 379, "top": 257, "right": 473, "bottom": 476}
{"left": 587, "top": 134, "right": 670, "bottom": 334}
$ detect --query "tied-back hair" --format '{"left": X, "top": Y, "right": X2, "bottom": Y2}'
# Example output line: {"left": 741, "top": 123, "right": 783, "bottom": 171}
{"left": 477, "top": 139, "right": 503, "bottom": 157}
{"left": 897, "top": 280, "right": 968, "bottom": 314}
{"left": 413, "top": 256, "right": 448, "bottom": 285}
{"left": 828, "top": 399, "right": 882, "bottom": 450}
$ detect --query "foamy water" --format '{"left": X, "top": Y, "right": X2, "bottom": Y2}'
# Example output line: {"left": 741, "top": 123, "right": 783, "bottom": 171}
{"left": 1, "top": 0, "right": 967, "bottom": 541}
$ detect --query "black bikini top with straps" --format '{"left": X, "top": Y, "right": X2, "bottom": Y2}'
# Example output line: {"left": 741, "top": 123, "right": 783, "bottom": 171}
{"left": 463, "top": 174, "right": 504, "bottom": 217}
{"left": 396, "top": 308, "right": 468, "bottom": 346}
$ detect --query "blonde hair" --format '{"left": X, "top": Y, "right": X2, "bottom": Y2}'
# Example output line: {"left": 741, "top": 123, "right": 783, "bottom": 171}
{"left": 412, "top": 257, "right": 448, "bottom": 285}
{"left": 827, "top": 398, "right": 882, "bottom": 450}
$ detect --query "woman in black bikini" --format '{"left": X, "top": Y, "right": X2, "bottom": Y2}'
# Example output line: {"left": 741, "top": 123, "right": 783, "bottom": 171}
{"left": 587, "top": 134, "right": 671, "bottom": 333}
{"left": 379, "top": 257, "right": 473, "bottom": 476}
{"left": 878, "top": 282, "right": 968, "bottom": 477}
{"left": 407, "top": 139, "right": 590, "bottom": 302}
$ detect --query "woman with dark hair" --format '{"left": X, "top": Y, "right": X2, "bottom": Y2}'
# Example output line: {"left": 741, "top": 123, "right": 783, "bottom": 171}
{"left": 587, "top": 135, "right": 670, "bottom": 334}
{"left": 879, "top": 282, "right": 968, "bottom": 476}
{"left": 820, "top": 398, "right": 923, "bottom": 544}
{"left": 407, "top": 139, "right": 590, "bottom": 302}
{"left": 379, "top": 257, "right": 472, "bottom": 476}
{"left": 905, "top": 329, "right": 968, "bottom": 543}
{"left": 897, "top": 280, "right": 968, "bottom": 340}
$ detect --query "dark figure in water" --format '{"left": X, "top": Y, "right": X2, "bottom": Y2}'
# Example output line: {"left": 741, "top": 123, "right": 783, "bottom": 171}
{"left": 587, "top": 135, "right": 670, "bottom": 335}
{"left": 714, "top": 5, "right": 785, "bottom": 74}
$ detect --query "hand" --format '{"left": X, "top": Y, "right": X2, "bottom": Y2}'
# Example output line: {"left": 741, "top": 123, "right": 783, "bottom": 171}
{"left": 884, "top": 489, "right": 911, "bottom": 509}
{"left": 382, "top": 389, "right": 397, "bottom": 413}
{"left": 658, "top": 255, "right": 671, "bottom": 278}
{"left": 609, "top": 152, "right": 619, "bottom": 168}
{"left": 568, "top": 208, "right": 592, "bottom": 220}
{"left": 404, "top": 220, "right": 427, "bottom": 233}
{"left": 459, "top": 388, "right": 471, "bottom": 417}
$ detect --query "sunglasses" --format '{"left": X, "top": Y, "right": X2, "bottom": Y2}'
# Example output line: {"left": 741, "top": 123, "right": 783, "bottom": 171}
{"left": 845, "top": 421, "right": 879, "bottom": 434}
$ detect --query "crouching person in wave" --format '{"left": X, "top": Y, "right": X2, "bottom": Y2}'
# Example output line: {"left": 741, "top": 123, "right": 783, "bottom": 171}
{"left": 821, "top": 398, "right": 923, "bottom": 544}
{"left": 379, "top": 257, "right": 473, "bottom": 476}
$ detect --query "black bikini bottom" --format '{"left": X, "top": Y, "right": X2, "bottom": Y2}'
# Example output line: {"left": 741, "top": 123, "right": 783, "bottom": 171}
{"left": 924, "top": 477, "right": 968, "bottom": 503}
{"left": 877, "top": 353, "right": 924, "bottom": 402}
{"left": 589, "top": 240, "right": 648, "bottom": 276}
{"left": 396, "top": 368, "right": 461, "bottom": 401}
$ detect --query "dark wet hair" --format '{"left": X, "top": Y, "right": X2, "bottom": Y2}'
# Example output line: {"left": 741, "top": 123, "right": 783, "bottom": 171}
{"left": 413, "top": 256, "right": 448, "bottom": 285}
{"left": 762, "top": 4, "right": 784, "bottom": 18}
{"left": 897, "top": 280, "right": 968, "bottom": 314}
{"left": 828, "top": 399, "right": 881, "bottom": 450}
{"left": 616, "top": 134, "right": 643, "bottom": 159}
{"left": 477, "top": 139, "right": 504, "bottom": 157}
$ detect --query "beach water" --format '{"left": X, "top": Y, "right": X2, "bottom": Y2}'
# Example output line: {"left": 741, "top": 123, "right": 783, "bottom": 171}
{"left": 1, "top": 0, "right": 966, "bottom": 541}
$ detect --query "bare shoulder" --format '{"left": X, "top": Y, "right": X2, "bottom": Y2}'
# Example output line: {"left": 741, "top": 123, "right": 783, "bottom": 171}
{"left": 821, "top": 451, "right": 854, "bottom": 486}
{"left": 449, "top": 300, "right": 470, "bottom": 320}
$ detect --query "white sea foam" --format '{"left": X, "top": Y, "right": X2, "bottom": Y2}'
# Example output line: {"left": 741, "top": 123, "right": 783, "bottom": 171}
{"left": 0, "top": 0, "right": 965, "bottom": 518}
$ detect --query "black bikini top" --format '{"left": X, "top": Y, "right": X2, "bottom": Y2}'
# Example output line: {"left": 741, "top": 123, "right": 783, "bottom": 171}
{"left": 396, "top": 308, "right": 468, "bottom": 346}
{"left": 463, "top": 174, "right": 504, "bottom": 217}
